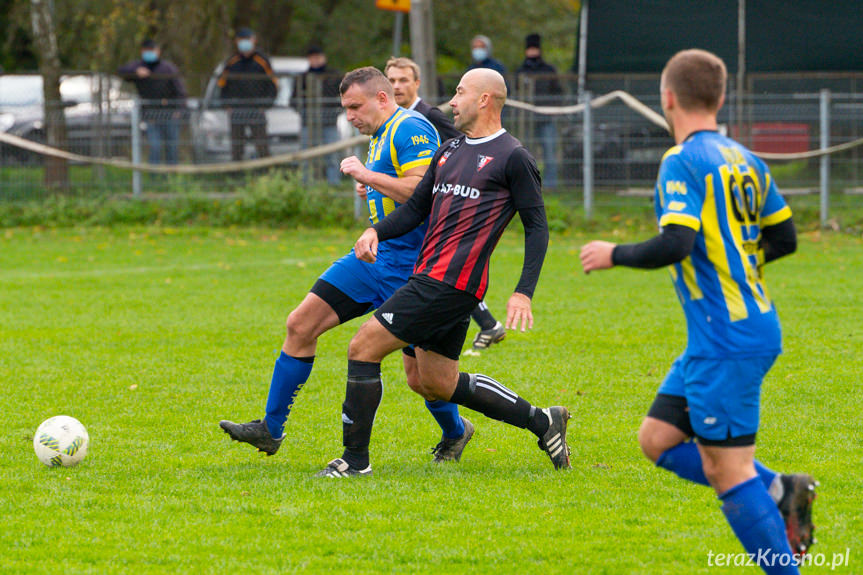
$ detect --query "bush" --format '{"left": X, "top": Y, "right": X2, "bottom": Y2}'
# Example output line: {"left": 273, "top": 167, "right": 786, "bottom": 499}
{"left": 0, "top": 171, "right": 358, "bottom": 229}
{"left": 1, "top": 170, "right": 860, "bottom": 236}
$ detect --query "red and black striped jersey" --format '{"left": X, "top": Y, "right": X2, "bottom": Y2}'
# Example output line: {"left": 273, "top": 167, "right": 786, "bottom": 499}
{"left": 408, "top": 130, "right": 544, "bottom": 299}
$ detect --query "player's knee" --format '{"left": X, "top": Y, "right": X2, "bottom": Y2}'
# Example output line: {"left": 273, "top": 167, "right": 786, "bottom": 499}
{"left": 406, "top": 373, "right": 434, "bottom": 399}
{"left": 698, "top": 448, "right": 735, "bottom": 486}
{"left": 414, "top": 371, "right": 447, "bottom": 400}
{"left": 285, "top": 308, "right": 316, "bottom": 344}
{"left": 405, "top": 373, "right": 422, "bottom": 393}
{"left": 638, "top": 427, "right": 662, "bottom": 463}
{"left": 638, "top": 419, "right": 666, "bottom": 463}
{"left": 347, "top": 326, "right": 378, "bottom": 362}
{"left": 347, "top": 332, "right": 365, "bottom": 360}
{"left": 285, "top": 309, "right": 303, "bottom": 336}
{"left": 404, "top": 367, "right": 423, "bottom": 394}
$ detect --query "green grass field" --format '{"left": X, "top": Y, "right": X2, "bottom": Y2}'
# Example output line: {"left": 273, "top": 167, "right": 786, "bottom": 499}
{"left": 1, "top": 226, "right": 860, "bottom": 574}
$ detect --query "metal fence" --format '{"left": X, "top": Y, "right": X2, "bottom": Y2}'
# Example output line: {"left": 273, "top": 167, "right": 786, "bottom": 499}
{"left": 1, "top": 71, "right": 862, "bottom": 205}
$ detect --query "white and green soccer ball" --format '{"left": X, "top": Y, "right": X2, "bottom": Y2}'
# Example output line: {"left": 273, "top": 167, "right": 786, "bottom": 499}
{"left": 33, "top": 416, "right": 89, "bottom": 467}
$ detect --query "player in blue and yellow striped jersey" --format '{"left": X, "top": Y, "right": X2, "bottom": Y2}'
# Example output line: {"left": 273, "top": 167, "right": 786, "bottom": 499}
{"left": 220, "top": 67, "right": 475, "bottom": 466}
{"left": 581, "top": 50, "right": 816, "bottom": 573}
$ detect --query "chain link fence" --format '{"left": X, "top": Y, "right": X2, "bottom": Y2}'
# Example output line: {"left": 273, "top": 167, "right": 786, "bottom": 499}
{"left": 2, "top": 71, "right": 862, "bottom": 212}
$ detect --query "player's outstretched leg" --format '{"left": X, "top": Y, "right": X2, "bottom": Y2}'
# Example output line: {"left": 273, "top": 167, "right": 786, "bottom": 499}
{"left": 221, "top": 291, "right": 339, "bottom": 456}
{"left": 777, "top": 473, "right": 819, "bottom": 555}
{"left": 448, "top": 372, "right": 571, "bottom": 469}
{"left": 469, "top": 302, "right": 506, "bottom": 351}
{"left": 219, "top": 351, "right": 314, "bottom": 456}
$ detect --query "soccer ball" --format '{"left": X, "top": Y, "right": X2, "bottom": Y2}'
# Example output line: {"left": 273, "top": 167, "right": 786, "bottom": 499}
{"left": 33, "top": 415, "right": 89, "bottom": 467}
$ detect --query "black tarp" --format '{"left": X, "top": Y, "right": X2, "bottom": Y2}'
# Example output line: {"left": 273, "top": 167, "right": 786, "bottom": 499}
{"left": 585, "top": 0, "right": 863, "bottom": 73}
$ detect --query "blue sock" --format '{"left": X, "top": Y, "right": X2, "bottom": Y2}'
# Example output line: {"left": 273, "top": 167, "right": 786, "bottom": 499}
{"left": 657, "top": 442, "right": 781, "bottom": 494}
{"left": 656, "top": 441, "right": 710, "bottom": 485}
{"left": 264, "top": 352, "right": 314, "bottom": 439}
{"left": 425, "top": 400, "right": 465, "bottom": 439}
{"left": 720, "top": 476, "right": 798, "bottom": 574}
{"left": 755, "top": 461, "right": 779, "bottom": 492}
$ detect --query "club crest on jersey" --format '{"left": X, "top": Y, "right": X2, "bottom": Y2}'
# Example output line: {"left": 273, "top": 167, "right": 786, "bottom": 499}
{"left": 477, "top": 155, "right": 494, "bottom": 171}
{"left": 438, "top": 138, "right": 461, "bottom": 167}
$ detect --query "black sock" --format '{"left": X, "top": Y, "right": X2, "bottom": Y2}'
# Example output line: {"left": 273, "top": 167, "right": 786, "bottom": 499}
{"left": 526, "top": 406, "right": 550, "bottom": 439}
{"left": 449, "top": 372, "right": 532, "bottom": 428}
{"left": 341, "top": 360, "right": 382, "bottom": 470}
{"left": 470, "top": 302, "right": 498, "bottom": 331}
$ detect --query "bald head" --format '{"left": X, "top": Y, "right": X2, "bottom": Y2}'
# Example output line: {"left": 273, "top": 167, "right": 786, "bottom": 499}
{"left": 462, "top": 68, "right": 507, "bottom": 111}
{"left": 450, "top": 68, "right": 507, "bottom": 137}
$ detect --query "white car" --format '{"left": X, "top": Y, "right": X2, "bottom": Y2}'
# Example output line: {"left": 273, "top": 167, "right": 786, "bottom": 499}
{"left": 0, "top": 74, "right": 133, "bottom": 164}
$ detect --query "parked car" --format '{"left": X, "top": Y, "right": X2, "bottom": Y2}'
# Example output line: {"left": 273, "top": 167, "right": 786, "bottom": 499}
{"left": 0, "top": 74, "right": 134, "bottom": 164}
{"left": 192, "top": 56, "right": 351, "bottom": 162}
{"left": 561, "top": 120, "right": 672, "bottom": 185}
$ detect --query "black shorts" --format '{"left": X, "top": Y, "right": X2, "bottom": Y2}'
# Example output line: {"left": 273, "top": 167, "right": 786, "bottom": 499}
{"left": 310, "top": 278, "right": 373, "bottom": 325}
{"left": 310, "top": 278, "right": 414, "bottom": 358}
{"left": 647, "top": 393, "right": 756, "bottom": 447}
{"left": 374, "top": 274, "right": 480, "bottom": 360}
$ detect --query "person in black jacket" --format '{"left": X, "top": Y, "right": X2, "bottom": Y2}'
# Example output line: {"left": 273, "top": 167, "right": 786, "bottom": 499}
{"left": 384, "top": 56, "right": 508, "bottom": 354}
{"left": 217, "top": 28, "right": 278, "bottom": 161}
{"left": 515, "top": 33, "right": 564, "bottom": 188}
{"left": 118, "top": 39, "right": 187, "bottom": 164}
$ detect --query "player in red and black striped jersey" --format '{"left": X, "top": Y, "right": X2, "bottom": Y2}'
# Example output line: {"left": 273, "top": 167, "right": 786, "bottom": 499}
{"left": 384, "top": 56, "right": 508, "bottom": 351}
{"left": 406, "top": 131, "right": 546, "bottom": 299}
{"left": 316, "top": 68, "right": 571, "bottom": 478}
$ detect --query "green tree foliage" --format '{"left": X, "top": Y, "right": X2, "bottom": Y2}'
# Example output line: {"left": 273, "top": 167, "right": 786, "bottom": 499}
{"left": 434, "top": 0, "right": 579, "bottom": 74}
{"left": 3, "top": 0, "right": 579, "bottom": 94}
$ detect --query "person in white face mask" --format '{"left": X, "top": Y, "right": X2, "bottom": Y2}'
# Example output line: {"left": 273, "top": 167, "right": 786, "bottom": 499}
{"left": 466, "top": 34, "right": 507, "bottom": 78}
{"left": 216, "top": 27, "right": 279, "bottom": 161}
{"left": 118, "top": 39, "right": 187, "bottom": 165}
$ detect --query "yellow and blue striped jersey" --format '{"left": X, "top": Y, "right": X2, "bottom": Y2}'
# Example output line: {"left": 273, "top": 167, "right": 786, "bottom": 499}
{"left": 655, "top": 130, "right": 792, "bottom": 358}
{"left": 364, "top": 107, "right": 440, "bottom": 267}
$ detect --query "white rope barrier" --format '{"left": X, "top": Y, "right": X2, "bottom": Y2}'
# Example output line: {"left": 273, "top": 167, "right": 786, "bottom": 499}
{"left": 0, "top": 131, "right": 369, "bottom": 174}
{"left": 507, "top": 89, "right": 670, "bottom": 130}
{"left": 3, "top": 90, "right": 863, "bottom": 169}
{"left": 508, "top": 92, "right": 863, "bottom": 162}
{"left": 753, "top": 137, "right": 863, "bottom": 161}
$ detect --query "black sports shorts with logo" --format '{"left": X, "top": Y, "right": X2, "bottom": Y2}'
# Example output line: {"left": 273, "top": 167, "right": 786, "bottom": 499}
{"left": 374, "top": 274, "right": 480, "bottom": 360}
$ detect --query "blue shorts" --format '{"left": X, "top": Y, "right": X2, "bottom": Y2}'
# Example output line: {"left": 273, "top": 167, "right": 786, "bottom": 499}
{"left": 657, "top": 353, "right": 777, "bottom": 443}
{"left": 318, "top": 249, "right": 414, "bottom": 313}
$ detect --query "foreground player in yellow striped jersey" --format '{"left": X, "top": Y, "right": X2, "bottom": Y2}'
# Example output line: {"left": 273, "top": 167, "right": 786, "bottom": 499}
{"left": 581, "top": 49, "right": 816, "bottom": 573}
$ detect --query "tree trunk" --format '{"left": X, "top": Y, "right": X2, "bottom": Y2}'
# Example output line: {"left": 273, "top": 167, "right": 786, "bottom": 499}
{"left": 30, "top": 0, "right": 68, "bottom": 189}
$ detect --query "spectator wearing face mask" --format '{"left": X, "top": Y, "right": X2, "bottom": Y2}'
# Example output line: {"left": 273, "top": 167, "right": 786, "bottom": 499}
{"left": 217, "top": 27, "right": 279, "bottom": 161}
{"left": 466, "top": 35, "right": 507, "bottom": 77}
{"left": 515, "top": 33, "right": 564, "bottom": 188}
{"left": 118, "top": 39, "right": 187, "bottom": 164}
